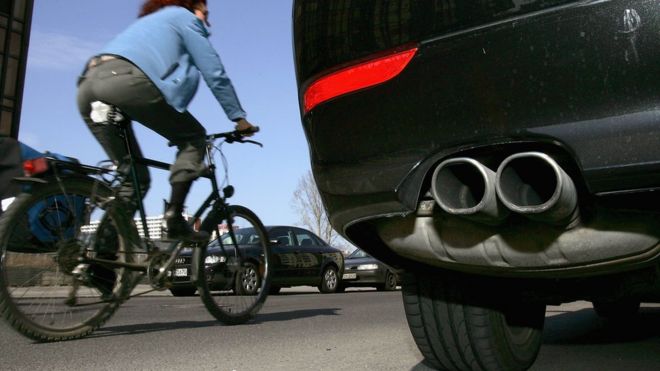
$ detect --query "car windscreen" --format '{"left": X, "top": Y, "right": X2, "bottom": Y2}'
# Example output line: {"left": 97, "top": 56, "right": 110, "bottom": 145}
{"left": 348, "top": 249, "right": 369, "bottom": 259}
{"left": 219, "top": 227, "right": 261, "bottom": 245}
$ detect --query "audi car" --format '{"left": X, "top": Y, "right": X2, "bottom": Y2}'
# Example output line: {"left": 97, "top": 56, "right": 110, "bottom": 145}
{"left": 339, "top": 248, "right": 399, "bottom": 291}
{"left": 169, "top": 225, "right": 344, "bottom": 296}
{"left": 294, "top": 1, "right": 660, "bottom": 369}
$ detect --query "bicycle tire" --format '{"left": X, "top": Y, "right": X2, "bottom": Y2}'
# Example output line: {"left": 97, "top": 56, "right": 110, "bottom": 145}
{"left": 196, "top": 205, "right": 271, "bottom": 325}
{"left": 0, "top": 176, "right": 136, "bottom": 341}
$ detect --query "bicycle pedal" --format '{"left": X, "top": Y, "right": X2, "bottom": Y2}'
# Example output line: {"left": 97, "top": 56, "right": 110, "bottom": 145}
{"left": 162, "top": 216, "right": 209, "bottom": 243}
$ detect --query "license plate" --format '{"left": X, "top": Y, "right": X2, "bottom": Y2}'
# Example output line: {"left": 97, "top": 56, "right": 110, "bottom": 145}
{"left": 174, "top": 268, "right": 188, "bottom": 277}
{"left": 342, "top": 273, "right": 357, "bottom": 280}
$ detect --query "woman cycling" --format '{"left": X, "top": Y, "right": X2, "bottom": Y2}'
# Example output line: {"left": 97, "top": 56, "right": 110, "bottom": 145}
{"left": 77, "top": 0, "right": 255, "bottom": 243}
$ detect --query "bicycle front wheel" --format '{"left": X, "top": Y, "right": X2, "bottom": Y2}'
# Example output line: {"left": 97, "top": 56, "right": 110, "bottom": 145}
{"left": 0, "top": 177, "right": 136, "bottom": 341}
{"left": 196, "top": 205, "right": 271, "bottom": 325}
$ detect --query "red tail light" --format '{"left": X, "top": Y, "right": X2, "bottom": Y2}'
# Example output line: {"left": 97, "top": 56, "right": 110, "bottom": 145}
{"left": 23, "top": 158, "right": 49, "bottom": 177}
{"left": 303, "top": 47, "right": 418, "bottom": 114}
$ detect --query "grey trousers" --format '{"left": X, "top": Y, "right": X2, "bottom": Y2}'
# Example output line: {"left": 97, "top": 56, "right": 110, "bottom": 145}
{"left": 77, "top": 58, "right": 206, "bottom": 202}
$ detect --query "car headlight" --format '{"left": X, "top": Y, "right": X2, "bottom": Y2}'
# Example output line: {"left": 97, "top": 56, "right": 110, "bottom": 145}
{"left": 205, "top": 255, "right": 227, "bottom": 265}
{"left": 357, "top": 264, "right": 378, "bottom": 270}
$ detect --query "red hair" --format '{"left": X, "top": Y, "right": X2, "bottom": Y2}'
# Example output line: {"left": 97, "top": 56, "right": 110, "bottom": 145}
{"left": 139, "top": 0, "right": 206, "bottom": 17}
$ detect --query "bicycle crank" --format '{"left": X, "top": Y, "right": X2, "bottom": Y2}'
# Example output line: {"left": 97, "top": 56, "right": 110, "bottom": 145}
{"left": 147, "top": 252, "right": 174, "bottom": 290}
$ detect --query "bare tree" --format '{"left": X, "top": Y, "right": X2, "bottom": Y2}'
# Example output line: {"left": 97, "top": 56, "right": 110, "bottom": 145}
{"left": 291, "top": 170, "right": 340, "bottom": 246}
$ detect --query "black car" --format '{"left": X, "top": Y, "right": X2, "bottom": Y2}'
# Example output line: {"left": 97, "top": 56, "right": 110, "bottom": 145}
{"left": 339, "top": 249, "right": 399, "bottom": 292}
{"left": 169, "top": 225, "right": 344, "bottom": 296}
{"left": 294, "top": 1, "right": 660, "bottom": 369}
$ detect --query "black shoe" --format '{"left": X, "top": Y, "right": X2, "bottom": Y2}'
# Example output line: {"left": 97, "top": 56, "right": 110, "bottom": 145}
{"left": 164, "top": 210, "right": 209, "bottom": 242}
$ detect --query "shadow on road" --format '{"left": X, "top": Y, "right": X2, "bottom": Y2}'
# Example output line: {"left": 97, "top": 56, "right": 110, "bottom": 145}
{"left": 410, "top": 361, "right": 435, "bottom": 371}
{"left": 406, "top": 306, "right": 660, "bottom": 371}
{"left": 535, "top": 306, "right": 660, "bottom": 369}
{"left": 83, "top": 308, "right": 341, "bottom": 339}
{"left": 254, "top": 307, "right": 340, "bottom": 323}
{"left": 88, "top": 320, "right": 223, "bottom": 339}
{"left": 274, "top": 288, "right": 400, "bottom": 296}
{"left": 543, "top": 306, "right": 660, "bottom": 344}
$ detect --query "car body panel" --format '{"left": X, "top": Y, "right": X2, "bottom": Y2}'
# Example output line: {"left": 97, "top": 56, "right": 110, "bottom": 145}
{"left": 292, "top": 226, "right": 337, "bottom": 283}
{"left": 269, "top": 226, "right": 300, "bottom": 282}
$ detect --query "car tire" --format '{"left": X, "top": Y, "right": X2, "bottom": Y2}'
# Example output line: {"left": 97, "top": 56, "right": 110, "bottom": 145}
{"left": 318, "top": 266, "right": 338, "bottom": 293}
{"left": 335, "top": 284, "right": 346, "bottom": 293}
{"left": 235, "top": 261, "right": 260, "bottom": 296}
{"left": 378, "top": 271, "right": 398, "bottom": 291}
{"left": 592, "top": 298, "right": 641, "bottom": 320}
{"left": 170, "top": 287, "right": 197, "bottom": 297}
{"left": 402, "top": 272, "right": 545, "bottom": 371}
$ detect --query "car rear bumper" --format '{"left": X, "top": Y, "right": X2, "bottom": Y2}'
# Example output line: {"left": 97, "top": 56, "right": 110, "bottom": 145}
{"left": 341, "top": 269, "right": 386, "bottom": 285}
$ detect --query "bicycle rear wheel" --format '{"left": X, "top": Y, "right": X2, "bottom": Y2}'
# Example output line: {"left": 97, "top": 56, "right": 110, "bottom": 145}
{"left": 0, "top": 177, "right": 135, "bottom": 341}
{"left": 196, "top": 205, "right": 271, "bottom": 324}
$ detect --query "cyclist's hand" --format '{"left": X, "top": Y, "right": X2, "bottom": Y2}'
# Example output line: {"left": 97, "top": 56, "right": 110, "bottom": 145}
{"left": 234, "top": 118, "right": 257, "bottom": 137}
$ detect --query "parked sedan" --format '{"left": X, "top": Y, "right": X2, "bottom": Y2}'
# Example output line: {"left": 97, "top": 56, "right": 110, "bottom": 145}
{"left": 339, "top": 249, "right": 399, "bottom": 292}
{"left": 169, "top": 225, "right": 344, "bottom": 296}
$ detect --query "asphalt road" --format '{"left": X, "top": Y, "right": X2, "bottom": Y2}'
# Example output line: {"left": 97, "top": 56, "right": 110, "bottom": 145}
{"left": 0, "top": 287, "right": 659, "bottom": 370}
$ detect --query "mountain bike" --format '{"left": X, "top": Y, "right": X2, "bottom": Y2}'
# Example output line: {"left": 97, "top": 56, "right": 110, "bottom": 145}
{"left": 0, "top": 108, "right": 271, "bottom": 341}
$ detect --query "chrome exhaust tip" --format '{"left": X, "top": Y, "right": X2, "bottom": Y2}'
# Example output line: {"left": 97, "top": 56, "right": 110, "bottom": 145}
{"left": 495, "top": 152, "right": 578, "bottom": 224}
{"left": 431, "top": 157, "right": 508, "bottom": 225}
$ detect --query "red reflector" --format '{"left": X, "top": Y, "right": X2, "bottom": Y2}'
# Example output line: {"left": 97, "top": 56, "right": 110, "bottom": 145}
{"left": 23, "top": 158, "right": 49, "bottom": 177}
{"left": 303, "top": 47, "right": 418, "bottom": 113}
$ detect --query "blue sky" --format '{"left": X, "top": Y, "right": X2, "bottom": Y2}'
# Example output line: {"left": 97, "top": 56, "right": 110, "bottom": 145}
{"left": 19, "top": 1, "right": 309, "bottom": 227}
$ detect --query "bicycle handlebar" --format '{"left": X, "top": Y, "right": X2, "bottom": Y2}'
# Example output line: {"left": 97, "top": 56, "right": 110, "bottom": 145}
{"left": 209, "top": 126, "right": 260, "bottom": 143}
{"left": 168, "top": 126, "right": 262, "bottom": 147}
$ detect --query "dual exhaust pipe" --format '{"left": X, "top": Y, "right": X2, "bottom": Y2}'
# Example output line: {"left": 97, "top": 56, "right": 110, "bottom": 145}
{"left": 431, "top": 152, "right": 578, "bottom": 225}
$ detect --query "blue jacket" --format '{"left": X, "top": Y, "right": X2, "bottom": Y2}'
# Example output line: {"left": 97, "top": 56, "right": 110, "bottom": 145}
{"left": 100, "top": 6, "right": 246, "bottom": 120}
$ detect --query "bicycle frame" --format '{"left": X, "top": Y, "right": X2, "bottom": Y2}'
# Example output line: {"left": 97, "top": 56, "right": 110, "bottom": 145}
{"left": 104, "top": 120, "right": 239, "bottom": 286}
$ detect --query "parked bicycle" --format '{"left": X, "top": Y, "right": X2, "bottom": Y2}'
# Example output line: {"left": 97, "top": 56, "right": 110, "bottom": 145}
{"left": 0, "top": 109, "right": 271, "bottom": 342}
